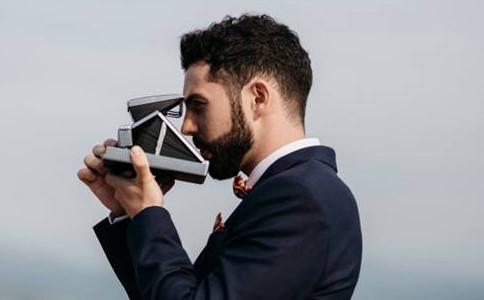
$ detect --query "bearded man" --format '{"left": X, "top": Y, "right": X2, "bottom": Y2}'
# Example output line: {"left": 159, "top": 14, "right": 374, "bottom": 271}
{"left": 78, "top": 14, "right": 362, "bottom": 300}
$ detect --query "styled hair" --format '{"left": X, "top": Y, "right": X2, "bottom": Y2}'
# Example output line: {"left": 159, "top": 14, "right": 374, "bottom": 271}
{"left": 180, "top": 14, "right": 312, "bottom": 123}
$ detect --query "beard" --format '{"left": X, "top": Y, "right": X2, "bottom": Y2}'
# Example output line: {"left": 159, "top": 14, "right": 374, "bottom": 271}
{"left": 192, "top": 95, "right": 253, "bottom": 180}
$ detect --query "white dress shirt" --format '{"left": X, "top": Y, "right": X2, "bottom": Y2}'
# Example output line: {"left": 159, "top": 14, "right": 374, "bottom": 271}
{"left": 109, "top": 137, "right": 320, "bottom": 224}
{"left": 245, "top": 138, "right": 320, "bottom": 187}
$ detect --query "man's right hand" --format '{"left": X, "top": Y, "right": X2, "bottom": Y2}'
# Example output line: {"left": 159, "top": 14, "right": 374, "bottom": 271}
{"left": 77, "top": 138, "right": 125, "bottom": 217}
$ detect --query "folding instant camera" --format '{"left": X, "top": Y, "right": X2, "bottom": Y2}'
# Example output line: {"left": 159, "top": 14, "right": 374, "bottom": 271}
{"left": 101, "top": 94, "right": 209, "bottom": 184}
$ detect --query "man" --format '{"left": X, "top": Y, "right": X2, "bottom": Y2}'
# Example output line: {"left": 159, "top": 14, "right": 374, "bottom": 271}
{"left": 78, "top": 14, "right": 362, "bottom": 299}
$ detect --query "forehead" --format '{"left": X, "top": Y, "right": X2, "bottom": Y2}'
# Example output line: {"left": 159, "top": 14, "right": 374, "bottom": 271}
{"left": 183, "top": 62, "right": 209, "bottom": 94}
{"left": 183, "top": 62, "right": 223, "bottom": 98}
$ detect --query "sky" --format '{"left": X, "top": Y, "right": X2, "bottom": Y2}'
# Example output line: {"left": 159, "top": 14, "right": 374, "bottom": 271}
{"left": 0, "top": 0, "right": 483, "bottom": 299}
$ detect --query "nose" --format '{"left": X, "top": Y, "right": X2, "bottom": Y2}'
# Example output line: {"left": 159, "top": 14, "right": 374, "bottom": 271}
{"left": 181, "top": 113, "right": 198, "bottom": 136}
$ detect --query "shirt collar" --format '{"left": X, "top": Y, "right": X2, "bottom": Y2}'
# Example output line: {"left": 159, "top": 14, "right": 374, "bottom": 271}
{"left": 245, "top": 138, "right": 321, "bottom": 187}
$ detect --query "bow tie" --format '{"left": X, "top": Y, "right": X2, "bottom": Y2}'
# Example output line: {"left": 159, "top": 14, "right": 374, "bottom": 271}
{"left": 213, "top": 175, "right": 253, "bottom": 232}
{"left": 232, "top": 174, "right": 253, "bottom": 199}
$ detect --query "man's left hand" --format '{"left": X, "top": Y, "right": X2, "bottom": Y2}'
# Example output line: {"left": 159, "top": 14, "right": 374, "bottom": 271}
{"left": 105, "top": 146, "right": 175, "bottom": 218}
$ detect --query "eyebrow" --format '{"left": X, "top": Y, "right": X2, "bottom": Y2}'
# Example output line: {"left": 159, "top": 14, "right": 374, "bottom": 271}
{"left": 184, "top": 93, "right": 208, "bottom": 105}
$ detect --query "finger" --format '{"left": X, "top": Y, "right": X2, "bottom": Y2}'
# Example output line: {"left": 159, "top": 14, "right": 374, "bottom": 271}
{"left": 84, "top": 154, "right": 107, "bottom": 175}
{"left": 77, "top": 168, "right": 98, "bottom": 183}
{"left": 93, "top": 139, "right": 117, "bottom": 158}
{"left": 93, "top": 144, "right": 106, "bottom": 158}
{"left": 103, "top": 138, "right": 118, "bottom": 147}
{"left": 130, "top": 146, "right": 153, "bottom": 183}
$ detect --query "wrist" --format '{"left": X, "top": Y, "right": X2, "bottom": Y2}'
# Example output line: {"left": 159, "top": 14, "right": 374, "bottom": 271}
{"left": 129, "top": 204, "right": 162, "bottom": 219}
{"left": 108, "top": 212, "right": 129, "bottom": 224}
{"left": 110, "top": 207, "right": 126, "bottom": 218}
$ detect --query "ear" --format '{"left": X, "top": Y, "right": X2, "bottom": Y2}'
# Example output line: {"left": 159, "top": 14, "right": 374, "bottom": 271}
{"left": 246, "top": 77, "right": 271, "bottom": 118}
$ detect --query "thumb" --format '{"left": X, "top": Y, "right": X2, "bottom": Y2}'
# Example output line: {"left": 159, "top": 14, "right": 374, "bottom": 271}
{"left": 130, "top": 146, "right": 152, "bottom": 183}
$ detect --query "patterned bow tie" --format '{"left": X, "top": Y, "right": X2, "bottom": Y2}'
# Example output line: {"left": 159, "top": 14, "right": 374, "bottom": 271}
{"left": 232, "top": 174, "right": 252, "bottom": 199}
{"left": 212, "top": 175, "right": 253, "bottom": 233}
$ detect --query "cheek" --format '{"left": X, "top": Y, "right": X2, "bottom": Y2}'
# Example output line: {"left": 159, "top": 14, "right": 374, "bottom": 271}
{"left": 203, "top": 107, "right": 232, "bottom": 139}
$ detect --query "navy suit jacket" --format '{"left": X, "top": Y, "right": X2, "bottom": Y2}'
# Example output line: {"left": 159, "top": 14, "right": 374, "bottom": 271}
{"left": 94, "top": 145, "right": 362, "bottom": 299}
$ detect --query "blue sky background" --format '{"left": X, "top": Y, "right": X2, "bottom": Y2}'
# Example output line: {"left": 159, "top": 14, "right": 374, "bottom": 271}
{"left": 0, "top": 0, "right": 483, "bottom": 299}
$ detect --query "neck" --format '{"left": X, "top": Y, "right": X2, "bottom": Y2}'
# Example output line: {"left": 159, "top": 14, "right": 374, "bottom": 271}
{"left": 240, "top": 123, "right": 305, "bottom": 176}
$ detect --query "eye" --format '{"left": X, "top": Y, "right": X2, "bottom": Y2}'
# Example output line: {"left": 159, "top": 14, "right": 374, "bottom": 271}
{"left": 186, "top": 99, "right": 206, "bottom": 113}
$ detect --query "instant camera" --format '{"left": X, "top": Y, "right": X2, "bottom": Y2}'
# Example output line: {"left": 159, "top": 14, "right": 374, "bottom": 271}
{"left": 101, "top": 94, "right": 209, "bottom": 184}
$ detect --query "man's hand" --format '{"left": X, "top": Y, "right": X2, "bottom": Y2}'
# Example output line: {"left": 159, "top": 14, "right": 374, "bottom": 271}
{"left": 78, "top": 139, "right": 125, "bottom": 216}
{"left": 104, "top": 146, "right": 175, "bottom": 219}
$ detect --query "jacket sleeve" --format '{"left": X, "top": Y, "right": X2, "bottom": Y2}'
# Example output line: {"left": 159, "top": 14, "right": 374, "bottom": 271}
{"left": 94, "top": 217, "right": 142, "bottom": 300}
{"left": 126, "top": 177, "right": 328, "bottom": 300}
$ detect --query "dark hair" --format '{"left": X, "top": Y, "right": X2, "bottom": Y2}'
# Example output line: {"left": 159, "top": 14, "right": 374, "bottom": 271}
{"left": 180, "top": 14, "right": 312, "bottom": 123}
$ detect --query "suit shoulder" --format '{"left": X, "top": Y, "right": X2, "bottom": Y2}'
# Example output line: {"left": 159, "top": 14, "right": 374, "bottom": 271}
{"left": 255, "top": 159, "right": 359, "bottom": 220}
{"left": 261, "top": 159, "right": 354, "bottom": 200}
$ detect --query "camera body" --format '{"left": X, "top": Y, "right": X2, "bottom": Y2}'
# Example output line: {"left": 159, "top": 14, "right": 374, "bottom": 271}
{"left": 102, "top": 94, "right": 209, "bottom": 184}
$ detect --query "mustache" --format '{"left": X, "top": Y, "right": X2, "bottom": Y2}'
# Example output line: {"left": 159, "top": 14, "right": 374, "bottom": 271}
{"left": 192, "top": 136, "right": 209, "bottom": 150}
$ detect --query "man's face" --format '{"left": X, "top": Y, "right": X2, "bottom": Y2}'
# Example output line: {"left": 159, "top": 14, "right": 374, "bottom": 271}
{"left": 182, "top": 62, "right": 253, "bottom": 180}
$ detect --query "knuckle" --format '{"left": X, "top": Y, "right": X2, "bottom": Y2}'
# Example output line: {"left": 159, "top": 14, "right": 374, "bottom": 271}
{"left": 137, "top": 160, "right": 148, "bottom": 169}
{"left": 95, "top": 159, "right": 105, "bottom": 170}
{"left": 141, "top": 174, "right": 155, "bottom": 185}
{"left": 104, "top": 138, "right": 118, "bottom": 147}
{"left": 84, "top": 154, "right": 93, "bottom": 166}
{"left": 92, "top": 144, "right": 105, "bottom": 157}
